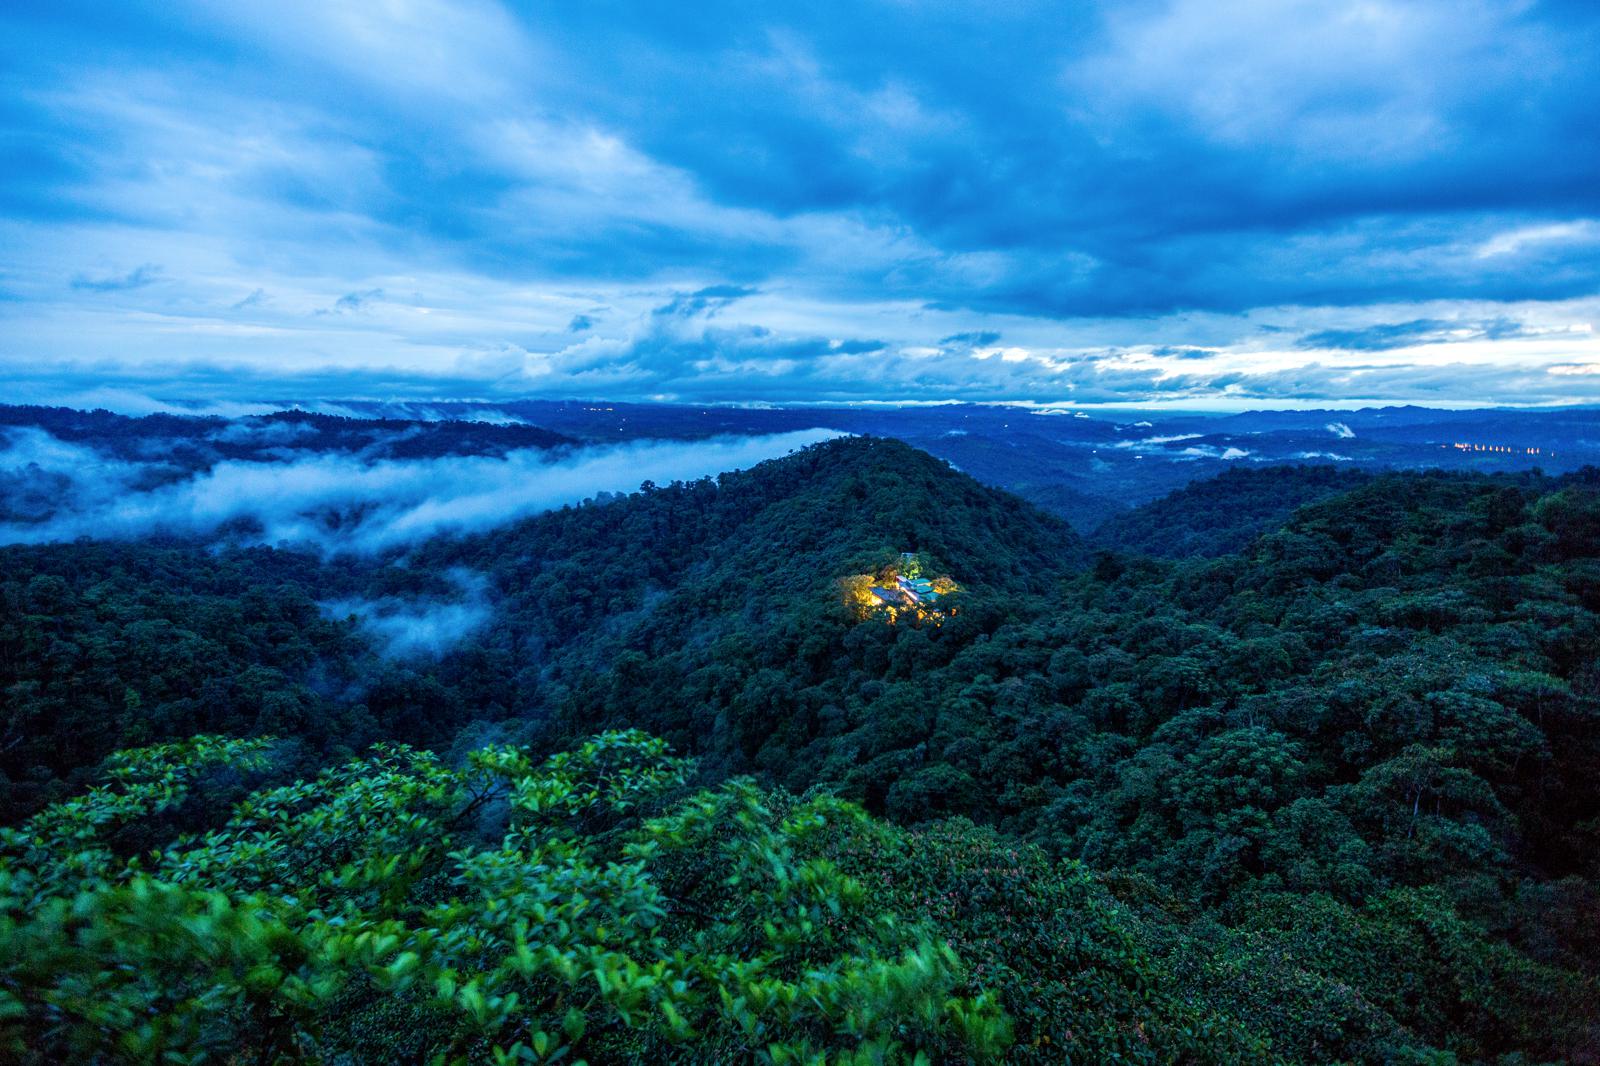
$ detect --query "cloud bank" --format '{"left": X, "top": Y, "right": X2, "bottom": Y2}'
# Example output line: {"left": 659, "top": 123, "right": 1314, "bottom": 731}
{"left": 0, "top": 426, "right": 840, "bottom": 552}
{"left": 322, "top": 570, "right": 492, "bottom": 659}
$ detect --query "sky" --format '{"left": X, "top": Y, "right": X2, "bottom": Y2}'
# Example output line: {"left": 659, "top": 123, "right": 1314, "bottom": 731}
{"left": 2, "top": 0, "right": 1599, "bottom": 410}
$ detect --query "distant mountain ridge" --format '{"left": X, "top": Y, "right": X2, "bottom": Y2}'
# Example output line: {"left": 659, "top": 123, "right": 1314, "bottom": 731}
{"left": 10, "top": 400, "right": 1600, "bottom": 537}
{"left": 0, "top": 404, "right": 578, "bottom": 467}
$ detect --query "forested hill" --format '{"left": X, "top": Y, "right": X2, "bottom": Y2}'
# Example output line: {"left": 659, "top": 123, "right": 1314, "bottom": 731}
{"left": 488, "top": 459, "right": 1600, "bottom": 1060}
{"left": 0, "top": 436, "right": 1081, "bottom": 814}
{"left": 1092, "top": 464, "right": 1373, "bottom": 558}
{"left": 6, "top": 438, "right": 1600, "bottom": 1061}
{"left": 427, "top": 433, "right": 1082, "bottom": 625}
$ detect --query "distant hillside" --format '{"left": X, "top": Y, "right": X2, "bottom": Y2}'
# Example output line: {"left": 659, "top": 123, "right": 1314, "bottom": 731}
{"left": 0, "top": 404, "right": 577, "bottom": 467}
{"left": 1092, "top": 464, "right": 1373, "bottom": 558}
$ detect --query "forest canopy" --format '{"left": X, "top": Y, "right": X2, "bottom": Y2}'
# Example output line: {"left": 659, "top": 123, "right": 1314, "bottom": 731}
{"left": 2, "top": 438, "right": 1599, "bottom": 1062}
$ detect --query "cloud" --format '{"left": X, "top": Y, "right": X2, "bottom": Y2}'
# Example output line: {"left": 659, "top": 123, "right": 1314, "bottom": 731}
{"left": 5, "top": 285, "right": 1600, "bottom": 407}
{"left": 1, "top": 0, "right": 1599, "bottom": 405}
{"left": 1173, "top": 444, "right": 1251, "bottom": 461}
{"left": 1151, "top": 346, "right": 1218, "bottom": 360}
{"left": 334, "top": 596, "right": 491, "bottom": 657}
{"left": 210, "top": 417, "right": 318, "bottom": 445}
{"left": 326, "top": 288, "right": 386, "bottom": 314}
{"left": 232, "top": 287, "right": 268, "bottom": 310}
{"left": 1326, "top": 421, "right": 1355, "bottom": 438}
{"left": 69, "top": 264, "right": 161, "bottom": 292}
{"left": 1295, "top": 317, "right": 1537, "bottom": 351}
{"left": 0, "top": 427, "right": 149, "bottom": 526}
{"left": 1475, "top": 220, "right": 1600, "bottom": 259}
{"left": 653, "top": 285, "right": 759, "bottom": 319}
{"left": 940, "top": 331, "right": 1001, "bottom": 347}
{"left": 0, "top": 425, "right": 843, "bottom": 552}
{"left": 1114, "top": 433, "right": 1202, "bottom": 449}
{"left": 322, "top": 570, "right": 491, "bottom": 658}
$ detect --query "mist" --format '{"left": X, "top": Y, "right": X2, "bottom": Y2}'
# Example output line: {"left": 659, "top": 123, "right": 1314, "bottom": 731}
{"left": 322, "top": 570, "right": 492, "bottom": 658}
{"left": 0, "top": 426, "right": 844, "bottom": 553}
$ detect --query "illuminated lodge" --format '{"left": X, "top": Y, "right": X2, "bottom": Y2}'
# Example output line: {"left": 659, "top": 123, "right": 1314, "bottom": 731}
{"left": 869, "top": 572, "right": 943, "bottom": 611}
{"left": 846, "top": 552, "right": 959, "bottom": 625}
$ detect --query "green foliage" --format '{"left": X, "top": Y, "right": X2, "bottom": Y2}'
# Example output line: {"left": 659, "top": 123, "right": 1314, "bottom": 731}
{"left": 1, "top": 735, "right": 274, "bottom": 897}
{"left": 0, "top": 731, "right": 1011, "bottom": 1064}
{"left": 0, "top": 543, "right": 388, "bottom": 818}
{"left": 1092, "top": 465, "right": 1372, "bottom": 559}
{"left": 818, "top": 816, "right": 1276, "bottom": 1063}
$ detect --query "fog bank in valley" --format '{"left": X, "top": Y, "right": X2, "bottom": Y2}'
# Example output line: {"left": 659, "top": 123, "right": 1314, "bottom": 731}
{"left": 321, "top": 570, "right": 493, "bottom": 659}
{"left": 0, "top": 426, "right": 843, "bottom": 553}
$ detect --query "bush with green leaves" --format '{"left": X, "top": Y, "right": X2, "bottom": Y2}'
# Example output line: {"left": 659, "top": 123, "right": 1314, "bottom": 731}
{"left": 0, "top": 731, "right": 1010, "bottom": 1064}
{"left": 812, "top": 815, "right": 1275, "bottom": 1064}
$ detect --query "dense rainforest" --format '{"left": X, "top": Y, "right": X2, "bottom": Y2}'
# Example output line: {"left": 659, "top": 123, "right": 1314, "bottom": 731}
{"left": 4, "top": 437, "right": 1600, "bottom": 1063}
{"left": 1090, "top": 465, "right": 1373, "bottom": 559}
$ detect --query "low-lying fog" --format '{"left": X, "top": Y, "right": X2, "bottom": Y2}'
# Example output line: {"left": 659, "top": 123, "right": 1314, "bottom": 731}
{"left": 0, "top": 425, "right": 842, "bottom": 553}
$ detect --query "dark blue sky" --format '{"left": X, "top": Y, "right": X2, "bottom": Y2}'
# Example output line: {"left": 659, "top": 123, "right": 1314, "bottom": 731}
{"left": 2, "top": 0, "right": 1598, "bottom": 409}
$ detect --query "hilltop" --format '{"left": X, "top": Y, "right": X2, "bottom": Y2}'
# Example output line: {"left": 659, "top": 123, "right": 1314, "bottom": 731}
{"left": 412, "top": 435, "right": 1085, "bottom": 777}
{"left": 0, "top": 436, "right": 1081, "bottom": 811}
